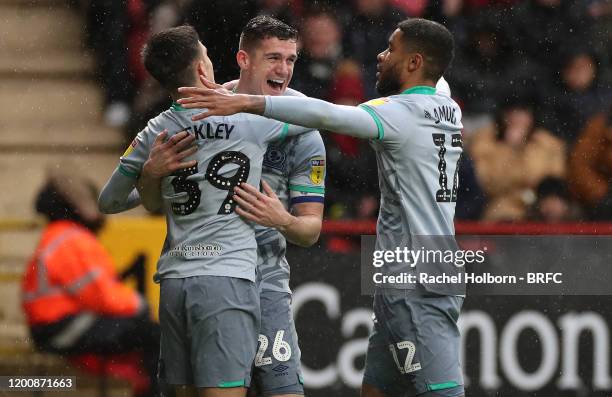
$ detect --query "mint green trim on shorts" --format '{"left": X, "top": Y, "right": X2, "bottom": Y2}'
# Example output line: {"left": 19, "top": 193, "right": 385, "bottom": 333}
{"left": 358, "top": 104, "right": 384, "bottom": 140}
{"left": 288, "top": 184, "right": 325, "bottom": 194}
{"left": 428, "top": 381, "right": 460, "bottom": 391}
{"left": 218, "top": 379, "right": 246, "bottom": 388}
{"left": 118, "top": 165, "right": 139, "bottom": 178}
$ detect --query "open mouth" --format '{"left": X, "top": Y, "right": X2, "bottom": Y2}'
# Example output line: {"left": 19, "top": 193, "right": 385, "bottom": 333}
{"left": 267, "top": 79, "right": 284, "bottom": 91}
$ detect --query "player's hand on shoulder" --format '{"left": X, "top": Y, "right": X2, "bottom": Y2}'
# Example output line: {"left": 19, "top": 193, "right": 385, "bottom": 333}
{"left": 233, "top": 181, "right": 294, "bottom": 229}
{"left": 142, "top": 130, "right": 197, "bottom": 179}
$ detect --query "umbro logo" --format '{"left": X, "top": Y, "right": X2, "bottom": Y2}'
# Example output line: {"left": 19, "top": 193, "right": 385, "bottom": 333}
{"left": 272, "top": 364, "right": 289, "bottom": 373}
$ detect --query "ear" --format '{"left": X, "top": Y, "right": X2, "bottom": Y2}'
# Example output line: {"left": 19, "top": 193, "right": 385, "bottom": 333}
{"left": 407, "top": 53, "right": 423, "bottom": 73}
{"left": 236, "top": 50, "right": 249, "bottom": 69}
{"left": 197, "top": 61, "right": 207, "bottom": 79}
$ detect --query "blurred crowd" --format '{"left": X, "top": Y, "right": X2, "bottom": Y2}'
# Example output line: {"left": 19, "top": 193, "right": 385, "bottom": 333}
{"left": 79, "top": 0, "right": 612, "bottom": 223}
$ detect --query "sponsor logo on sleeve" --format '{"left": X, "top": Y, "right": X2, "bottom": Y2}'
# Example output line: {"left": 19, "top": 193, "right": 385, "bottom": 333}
{"left": 364, "top": 98, "right": 389, "bottom": 107}
{"left": 310, "top": 157, "right": 325, "bottom": 184}
{"left": 123, "top": 138, "right": 139, "bottom": 157}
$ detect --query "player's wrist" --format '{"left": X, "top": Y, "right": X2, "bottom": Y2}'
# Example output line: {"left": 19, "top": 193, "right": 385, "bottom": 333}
{"left": 242, "top": 95, "right": 265, "bottom": 115}
{"left": 275, "top": 212, "right": 297, "bottom": 233}
{"left": 142, "top": 160, "right": 162, "bottom": 180}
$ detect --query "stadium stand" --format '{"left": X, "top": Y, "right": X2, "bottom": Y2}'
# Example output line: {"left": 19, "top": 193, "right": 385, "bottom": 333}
{"left": 0, "top": 0, "right": 137, "bottom": 394}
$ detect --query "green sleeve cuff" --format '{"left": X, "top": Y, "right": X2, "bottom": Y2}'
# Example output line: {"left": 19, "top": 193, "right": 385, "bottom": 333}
{"left": 288, "top": 184, "right": 325, "bottom": 194}
{"left": 358, "top": 104, "right": 384, "bottom": 140}
{"left": 118, "top": 165, "right": 139, "bottom": 178}
{"left": 277, "top": 123, "right": 289, "bottom": 142}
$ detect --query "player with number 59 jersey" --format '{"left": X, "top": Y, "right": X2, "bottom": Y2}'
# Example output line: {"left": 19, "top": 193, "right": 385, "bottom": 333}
{"left": 119, "top": 106, "right": 303, "bottom": 283}
{"left": 98, "top": 26, "right": 312, "bottom": 393}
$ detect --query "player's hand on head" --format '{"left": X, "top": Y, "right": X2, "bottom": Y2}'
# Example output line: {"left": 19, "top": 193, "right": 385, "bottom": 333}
{"left": 233, "top": 181, "right": 292, "bottom": 229}
{"left": 142, "top": 129, "right": 197, "bottom": 179}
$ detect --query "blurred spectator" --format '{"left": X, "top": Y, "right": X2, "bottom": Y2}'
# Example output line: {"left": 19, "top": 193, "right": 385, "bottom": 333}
{"left": 528, "top": 177, "right": 578, "bottom": 222}
{"left": 391, "top": 0, "right": 428, "bottom": 17}
{"left": 22, "top": 171, "right": 160, "bottom": 397}
{"left": 291, "top": 9, "right": 343, "bottom": 98}
{"left": 470, "top": 97, "right": 566, "bottom": 221}
{"left": 540, "top": 49, "right": 611, "bottom": 143}
{"left": 85, "top": 0, "right": 161, "bottom": 128}
{"left": 446, "top": 8, "right": 539, "bottom": 135}
{"left": 507, "top": 0, "right": 593, "bottom": 68}
{"left": 342, "top": 0, "right": 405, "bottom": 99}
{"left": 568, "top": 108, "right": 612, "bottom": 219}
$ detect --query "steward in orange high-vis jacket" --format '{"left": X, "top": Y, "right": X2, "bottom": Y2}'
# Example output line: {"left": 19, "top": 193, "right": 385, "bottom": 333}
{"left": 22, "top": 171, "right": 160, "bottom": 397}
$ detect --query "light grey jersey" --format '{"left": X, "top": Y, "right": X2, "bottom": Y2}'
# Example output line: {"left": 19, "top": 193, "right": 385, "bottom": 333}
{"left": 359, "top": 86, "right": 464, "bottom": 295}
{"left": 255, "top": 130, "right": 326, "bottom": 293}
{"left": 119, "top": 104, "right": 296, "bottom": 282}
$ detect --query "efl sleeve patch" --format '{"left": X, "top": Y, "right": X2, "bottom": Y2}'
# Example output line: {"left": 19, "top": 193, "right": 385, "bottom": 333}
{"left": 363, "top": 98, "right": 389, "bottom": 107}
{"left": 122, "top": 137, "right": 139, "bottom": 157}
{"left": 309, "top": 157, "right": 325, "bottom": 184}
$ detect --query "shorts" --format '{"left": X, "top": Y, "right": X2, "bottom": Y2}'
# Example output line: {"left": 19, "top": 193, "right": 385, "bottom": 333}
{"left": 158, "top": 276, "right": 260, "bottom": 388}
{"left": 251, "top": 290, "right": 304, "bottom": 396}
{"left": 363, "top": 288, "right": 464, "bottom": 396}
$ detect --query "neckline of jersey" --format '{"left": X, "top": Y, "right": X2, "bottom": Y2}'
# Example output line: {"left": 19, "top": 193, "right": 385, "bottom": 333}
{"left": 171, "top": 102, "right": 188, "bottom": 111}
{"left": 401, "top": 86, "right": 436, "bottom": 95}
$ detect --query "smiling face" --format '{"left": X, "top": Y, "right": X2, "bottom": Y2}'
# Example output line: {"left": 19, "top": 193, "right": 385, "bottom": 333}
{"left": 376, "top": 29, "right": 407, "bottom": 96}
{"left": 238, "top": 36, "right": 297, "bottom": 96}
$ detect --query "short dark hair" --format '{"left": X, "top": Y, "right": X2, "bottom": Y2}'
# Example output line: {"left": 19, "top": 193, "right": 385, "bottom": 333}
{"left": 239, "top": 16, "right": 298, "bottom": 52}
{"left": 142, "top": 25, "right": 201, "bottom": 91}
{"left": 397, "top": 18, "right": 454, "bottom": 81}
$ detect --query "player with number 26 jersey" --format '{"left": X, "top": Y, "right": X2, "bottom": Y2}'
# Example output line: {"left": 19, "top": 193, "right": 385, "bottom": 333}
{"left": 119, "top": 104, "right": 301, "bottom": 283}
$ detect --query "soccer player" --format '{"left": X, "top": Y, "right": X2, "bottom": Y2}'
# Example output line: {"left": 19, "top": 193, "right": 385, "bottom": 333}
{"left": 229, "top": 17, "right": 325, "bottom": 397}
{"left": 177, "top": 18, "right": 465, "bottom": 397}
{"left": 98, "top": 25, "right": 312, "bottom": 397}
{"left": 136, "top": 17, "right": 325, "bottom": 397}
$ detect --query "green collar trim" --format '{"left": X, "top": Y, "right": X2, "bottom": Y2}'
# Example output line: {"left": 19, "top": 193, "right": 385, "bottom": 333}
{"left": 171, "top": 102, "right": 188, "bottom": 111}
{"left": 402, "top": 86, "right": 436, "bottom": 95}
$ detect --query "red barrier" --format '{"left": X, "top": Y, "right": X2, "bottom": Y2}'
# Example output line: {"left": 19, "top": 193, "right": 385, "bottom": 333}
{"left": 321, "top": 220, "right": 612, "bottom": 235}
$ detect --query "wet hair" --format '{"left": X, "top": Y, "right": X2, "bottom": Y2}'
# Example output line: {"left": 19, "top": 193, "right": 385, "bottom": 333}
{"left": 239, "top": 15, "right": 298, "bottom": 52}
{"left": 142, "top": 25, "right": 202, "bottom": 91}
{"left": 396, "top": 18, "right": 454, "bottom": 81}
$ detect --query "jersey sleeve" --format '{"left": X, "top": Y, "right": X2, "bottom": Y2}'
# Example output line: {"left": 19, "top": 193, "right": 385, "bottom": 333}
{"left": 118, "top": 125, "right": 156, "bottom": 178}
{"left": 358, "top": 97, "right": 416, "bottom": 144}
{"left": 288, "top": 131, "right": 326, "bottom": 206}
{"left": 257, "top": 119, "right": 311, "bottom": 143}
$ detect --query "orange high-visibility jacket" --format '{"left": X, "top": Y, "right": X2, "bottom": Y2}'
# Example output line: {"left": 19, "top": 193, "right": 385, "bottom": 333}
{"left": 22, "top": 221, "right": 143, "bottom": 325}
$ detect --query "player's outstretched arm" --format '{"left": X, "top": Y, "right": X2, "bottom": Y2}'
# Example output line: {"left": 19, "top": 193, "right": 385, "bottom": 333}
{"left": 233, "top": 181, "right": 322, "bottom": 247}
{"left": 177, "top": 77, "right": 379, "bottom": 139}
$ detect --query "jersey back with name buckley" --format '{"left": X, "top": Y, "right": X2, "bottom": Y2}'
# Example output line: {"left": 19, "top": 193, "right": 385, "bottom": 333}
{"left": 359, "top": 86, "right": 464, "bottom": 295}
{"left": 119, "top": 105, "right": 291, "bottom": 282}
